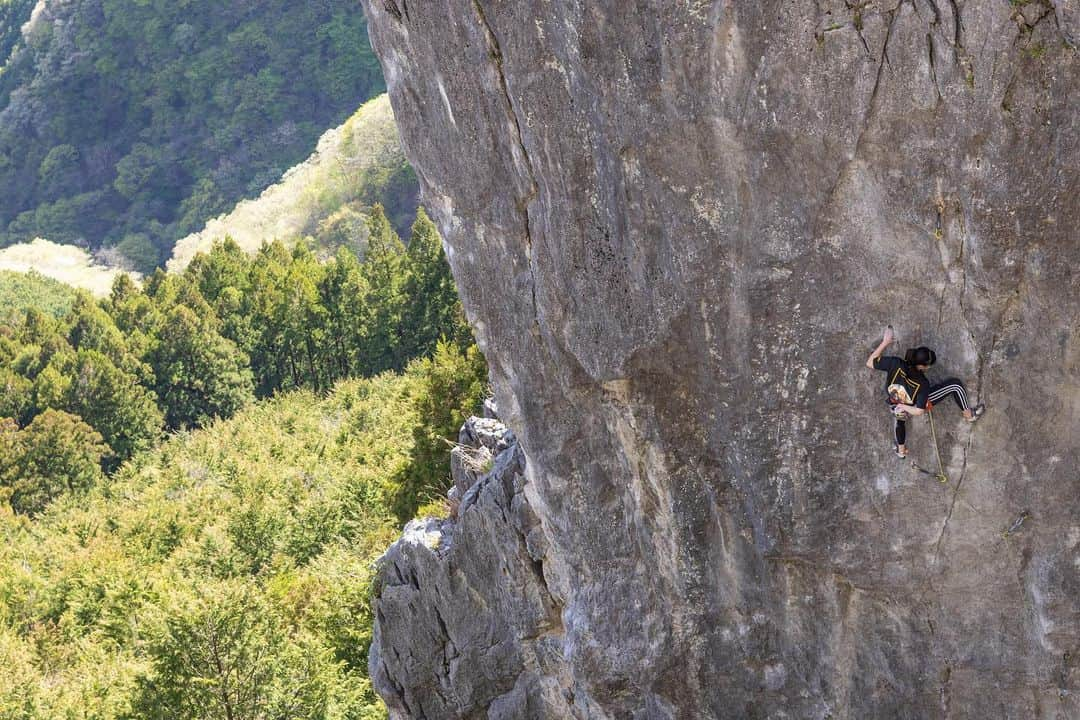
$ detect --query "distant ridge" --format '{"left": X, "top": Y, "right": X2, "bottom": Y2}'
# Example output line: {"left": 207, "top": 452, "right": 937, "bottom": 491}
{"left": 169, "top": 94, "right": 413, "bottom": 272}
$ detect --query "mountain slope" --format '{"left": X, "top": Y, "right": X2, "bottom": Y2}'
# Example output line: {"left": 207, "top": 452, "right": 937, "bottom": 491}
{"left": 169, "top": 94, "right": 415, "bottom": 271}
{"left": 0, "top": 0, "right": 384, "bottom": 264}
{"left": 0, "top": 358, "right": 485, "bottom": 719}
{"left": 0, "top": 238, "right": 134, "bottom": 296}
{"left": 0, "top": 267, "right": 76, "bottom": 319}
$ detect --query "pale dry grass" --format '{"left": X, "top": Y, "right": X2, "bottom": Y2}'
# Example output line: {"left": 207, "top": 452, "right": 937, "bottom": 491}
{"left": 168, "top": 93, "right": 405, "bottom": 271}
{"left": 0, "top": 238, "right": 138, "bottom": 297}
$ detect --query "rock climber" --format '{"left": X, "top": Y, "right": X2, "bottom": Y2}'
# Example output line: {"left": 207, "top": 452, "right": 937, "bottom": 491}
{"left": 866, "top": 325, "right": 985, "bottom": 458}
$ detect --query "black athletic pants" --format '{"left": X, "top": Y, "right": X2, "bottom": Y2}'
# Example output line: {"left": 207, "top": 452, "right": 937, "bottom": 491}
{"left": 894, "top": 377, "right": 971, "bottom": 446}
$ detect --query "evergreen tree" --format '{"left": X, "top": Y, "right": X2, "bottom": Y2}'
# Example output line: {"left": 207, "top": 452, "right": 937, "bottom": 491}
{"left": 402, "top": 208, "right": 470, "bottom": 359}
{"left": 357, "top": 204, "right": 407, "bottom": 374}
{"left": 65, "top": 292, "right": 153, "bottom": 382}
{"left": 132, "top": 581, "right": 335, "bottom": 720}
{"left": 280, "top": 243, "right": 329, "bottom": 391}
{"left": 148, "top": 305, "right": 255, "bottom": 429}
{"left": 185, "top": 237, "right": 252, "bottom": 306}
{"left": 392, "top": 341, "right": 488, "bottom": 521}
{"left": 0, "top": 410, "right": 109, "bottom": 516}
{"left": 184, "top": 238, "right": 258, "bottom": 365}
{"left": 107, "top": 273, "right": 159, "bottom": 358}
{"left": 0, "top": 368, "right": 32, "bottom": 425}
{"left": 318, "top": 246, "right": 366, "bottom": 381}
{"left": 34, "top": 348, "right": 163, "bottom": 464}
{"left": 247, "top": 241, "right": 294, "bottom": 395}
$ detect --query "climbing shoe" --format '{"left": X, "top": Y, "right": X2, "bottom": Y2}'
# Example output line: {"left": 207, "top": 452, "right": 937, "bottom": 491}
{"left": 893, "top": 443, "right": 908, "bottom": 459}
{"left": 965, "top": 403, "right": 986, "bottom": 423}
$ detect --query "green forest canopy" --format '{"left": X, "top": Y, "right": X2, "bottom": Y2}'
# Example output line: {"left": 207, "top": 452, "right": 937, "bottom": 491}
{"left": 0, "top": 349, "right": 486, "bottom": 719}
{"left": 0, "top": 206, "right": 490, "bottom": 718}
{"left": 0, "top": 0, "right": 386, "bottom": 265}
{"left": 1, "top": 207, "right": 476, "bottom": 508}
{"left": 0, "top": 269, "right": 77, "bottom": 320}
{"left": 0, "top": 5, "right": 489, "bottom": 713}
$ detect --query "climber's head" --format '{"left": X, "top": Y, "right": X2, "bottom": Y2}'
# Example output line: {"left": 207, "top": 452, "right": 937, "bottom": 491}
{"left": 904, "top": 346, "right": 936, "bottom": 371}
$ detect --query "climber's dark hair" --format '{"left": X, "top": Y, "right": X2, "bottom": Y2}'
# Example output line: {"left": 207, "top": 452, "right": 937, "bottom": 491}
{"left": 905, "top": 346, "right": 936, "bottom": 367}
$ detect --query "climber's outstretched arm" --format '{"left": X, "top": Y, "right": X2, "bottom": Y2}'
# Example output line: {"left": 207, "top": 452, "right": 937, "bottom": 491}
{"left": 866, "top": 325, "right": 895, "bottom": 369}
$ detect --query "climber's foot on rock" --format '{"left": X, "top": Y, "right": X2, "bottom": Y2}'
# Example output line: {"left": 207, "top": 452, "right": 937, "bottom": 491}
{"left": 894, "top": 443, "right": 908, "bottom": 459}
{"left": 964, "top": 403, "right": 986, "bottom": 423}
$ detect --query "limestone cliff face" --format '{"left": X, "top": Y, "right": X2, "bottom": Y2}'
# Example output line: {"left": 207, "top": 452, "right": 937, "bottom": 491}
{"left": 360, "top": 1, "right": 1079, "bottom": 717}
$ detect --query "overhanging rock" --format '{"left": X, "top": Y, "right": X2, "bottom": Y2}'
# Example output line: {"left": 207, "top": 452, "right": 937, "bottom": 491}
{"left": 362, "top": 1, "right": 1080, "bottom": 717}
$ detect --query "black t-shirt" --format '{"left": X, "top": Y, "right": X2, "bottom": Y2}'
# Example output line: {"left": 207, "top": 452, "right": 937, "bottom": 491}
{"left": 873, "top": 356, "right": 929, "bottom": 409}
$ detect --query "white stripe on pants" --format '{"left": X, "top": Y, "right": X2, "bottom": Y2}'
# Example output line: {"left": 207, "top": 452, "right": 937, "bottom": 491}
{"left": 927, "top": 383, "right": 968, "bottom": 411}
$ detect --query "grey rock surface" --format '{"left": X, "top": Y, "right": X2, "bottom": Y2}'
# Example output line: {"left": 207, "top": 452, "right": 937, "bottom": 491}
{"left": 373, "top": 443, "right": 570, "bottom": 718}
{"left": 450, "top": 414, "right": 515, "bottom": 496}
{"left": 362, "top": 1, "right": 1079, "bottom": 717}
{"left": 458, "top": 416, "right": 515, "bottom": 454}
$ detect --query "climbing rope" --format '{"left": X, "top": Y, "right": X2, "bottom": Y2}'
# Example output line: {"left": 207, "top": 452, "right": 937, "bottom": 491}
{"left": 911, "top": 408, "right": 948, "bottom": 483}
{"left": 927, "top": 409, "right": 948, "bottom": 484}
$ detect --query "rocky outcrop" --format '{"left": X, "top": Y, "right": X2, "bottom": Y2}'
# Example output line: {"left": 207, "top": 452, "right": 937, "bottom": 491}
{"left": 449, "top": 415, "right": 517, "bottom": 499}
{"left": 372, "top": 420, "right": 569, "bottom": 718}
{"left": 361, "top": 1, "right": 1079, "bottom": 717}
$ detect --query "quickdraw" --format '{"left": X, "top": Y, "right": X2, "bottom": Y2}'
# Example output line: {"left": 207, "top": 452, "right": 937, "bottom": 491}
{"left": 1002, "top": 511, "right": 1030, "bottom": 539}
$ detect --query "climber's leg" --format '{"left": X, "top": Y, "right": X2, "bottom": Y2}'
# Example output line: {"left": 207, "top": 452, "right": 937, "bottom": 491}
{"left": 894, "top": 417, "right": 908, "bottom": 457}
{"left": 928, "top": 378, "right": 985, "bottom": 422}
{"left": 928, "top": 378, "right": 969, "bottom": 410}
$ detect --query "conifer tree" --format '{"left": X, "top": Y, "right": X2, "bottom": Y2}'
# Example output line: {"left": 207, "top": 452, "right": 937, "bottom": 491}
{"left": 132, "top": 582, "right": 334, "bottom": 720}
{"left": 52, "top": 349, "right": 163, "bottom": 463}
{"left": 402, "top": 207, "right": 471, "bottom": 359}
{"left": 64, "top": 294, "right": 131, "bottom": 367}
{"left": 0, "top": 369, "right": 31, "bottom": 425}
{"left": 357, "top": 204, "right": 407, "bottom": 374}
{"left": 0, "top": 410, "right": 109, "bottom": 516}
{"left": 319, "top": 246, "right": 366, "bottom": 380}
{"left": 247, "top": 241, "right": 294, "bottom": 395}
{"left": 392, "top": 341, "right": 488, "bottom": 521}
{"left": 148, "top": 305, "right": 254, "bottom": 429}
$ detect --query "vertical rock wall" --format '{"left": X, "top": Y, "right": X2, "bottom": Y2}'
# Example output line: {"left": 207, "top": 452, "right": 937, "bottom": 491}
{"left": 361, "top": 1, "right": 1079, "bottom": 717}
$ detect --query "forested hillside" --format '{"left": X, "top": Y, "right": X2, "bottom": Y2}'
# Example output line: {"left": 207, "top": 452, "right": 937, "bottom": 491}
{"left": 0, "top": 0, "right": 385, "bottom": 266}
{"left": 1, "top": 207, "right": 473, "bottom": 508}
{"left": 0, "top": 206, "right": 487, "bottom": 718}
{"left": 0, "top": 0, "right": 33, "bottom": 61}
{"left": 170, "top": 95, "right": 416, "bottom": 272}
{"left": 0, "top": 4, "right": 489, "bottom": 717}
{"left": 0, "top": 269, "right": 76, "bottom": 320}
{"left": 0, "top": 238, "right": 134, "bottom": 295}
{"left": 0, "top": 354, "right": 485, "bottom": 719}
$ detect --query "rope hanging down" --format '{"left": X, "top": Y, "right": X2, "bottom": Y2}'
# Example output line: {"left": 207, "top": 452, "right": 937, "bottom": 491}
{"left": 911, "top": 408, "right": 948, "bottom": 484}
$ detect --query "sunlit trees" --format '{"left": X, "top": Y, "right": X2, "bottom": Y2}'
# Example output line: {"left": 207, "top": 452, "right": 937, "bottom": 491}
{"left": 148, "top": 305, "right": 254, "bottom": 430}
{"left": 318, "top": 246, "right": 366, "bottom": 381}
{"left": 0, "top": 336, "right": 486, "bottom": 717}
{"left": 0, "top": 206, "right": 483, "bottom": 513}
{"left": 393, "top": 341, "right": 488, "bottom": 522}
{"left": 357, "top": 204, "right": 407, "bottom": 374}
{"left": 0, "top": 410, "right": 109, "bottom": 515}
{"left": 401, "top": 208, "right": 471, "bottom": 359}
{"left": 0, "top": 0, "right": 386, "bottom": 261}
{"left": 0, "top": 368, "right": 32, "bottom": 423}
{"left": 0, "top": 625, "right": 39, "bottom": 720}
{"left": 39, "top": 349, "right": 163, "bottom": 463}
{"left": 132, "top": 582, "right": 335, "bottom": 720}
